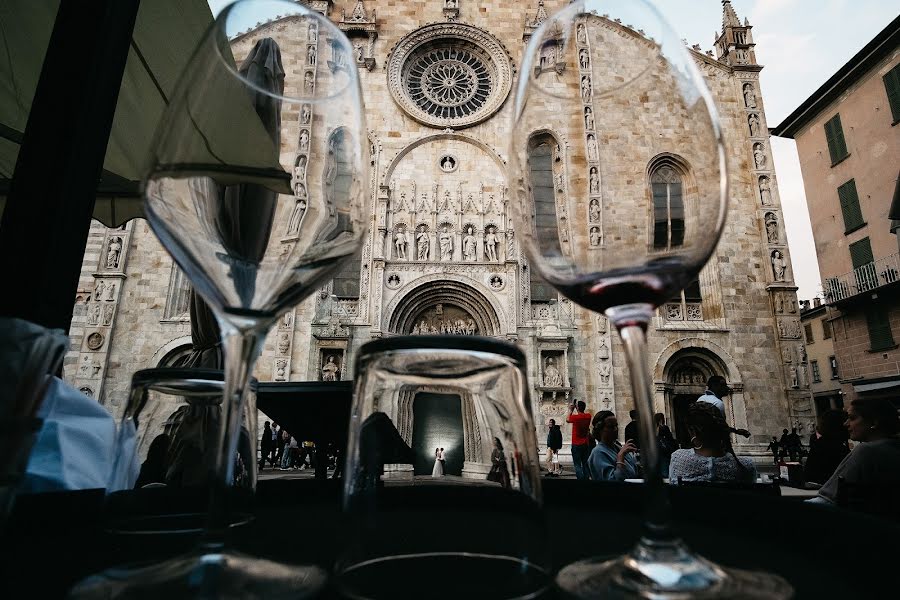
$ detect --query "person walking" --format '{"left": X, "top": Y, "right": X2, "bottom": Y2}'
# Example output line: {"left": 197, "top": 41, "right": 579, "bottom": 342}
{"left": 766, "top": 436, "right": 780, "bottom": 465}
{"left": 566, "top": 400, "right": 592, "bottom": 480}
{"left": 259, "top": 421, "right": 273, "bottom": 470}
{"left": 546, "top": 419, "right": 563, "bottom": 477}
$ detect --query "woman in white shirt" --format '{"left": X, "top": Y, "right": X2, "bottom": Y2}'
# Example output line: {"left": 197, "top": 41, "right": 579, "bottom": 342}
{"left": 669, "top": 402, "right": 756, "bottom": 484}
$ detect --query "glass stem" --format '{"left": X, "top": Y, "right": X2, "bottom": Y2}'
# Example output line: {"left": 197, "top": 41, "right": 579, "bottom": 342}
{"left": 612, "top": 305, "right": 672, "bottom": 541}
{"left": 204, "top": 319, "right": 265, "bottom": 547}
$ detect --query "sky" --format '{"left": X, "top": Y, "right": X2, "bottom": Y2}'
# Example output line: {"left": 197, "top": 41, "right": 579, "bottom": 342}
{"left": 207, "top": 1, "right": 899, "bottom": 301}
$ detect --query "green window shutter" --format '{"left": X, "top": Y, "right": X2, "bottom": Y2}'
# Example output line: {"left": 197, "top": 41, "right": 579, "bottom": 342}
{"left": 849, "top": 237, "right": 874, "bottom": 270}
{"left": 884, "top": 63, "right": 900, "bottom": 124}
{"left": 866, "top": 307, "right": 895, "bottom": 351}
{"left": 825, "top": 114, "right": 849, "bottom": 164}
{"left": 838, "top": 179, "right": 864, "bottom": 232}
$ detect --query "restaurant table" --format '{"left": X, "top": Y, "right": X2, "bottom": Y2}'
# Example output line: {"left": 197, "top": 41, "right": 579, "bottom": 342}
{"left": 2, "top": 478, "right": 894, "bottom": 599}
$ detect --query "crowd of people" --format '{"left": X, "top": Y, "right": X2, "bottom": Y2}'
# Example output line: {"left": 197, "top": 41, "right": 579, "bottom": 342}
{"left": 258, "top": 421, "right": 339, "bottom": 474}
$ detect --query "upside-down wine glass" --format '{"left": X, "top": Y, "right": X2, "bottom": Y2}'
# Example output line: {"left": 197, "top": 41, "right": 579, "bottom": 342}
{"left": 509, "top": 1, "right": 792, "bottom": 598}
{"left": 74, "top": 0, "right": 369, "bottom": 596}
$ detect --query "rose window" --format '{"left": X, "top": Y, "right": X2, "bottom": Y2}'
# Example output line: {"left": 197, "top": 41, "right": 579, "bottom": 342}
{"left": 407, "top": 47, "right": 490, "bottom": 119}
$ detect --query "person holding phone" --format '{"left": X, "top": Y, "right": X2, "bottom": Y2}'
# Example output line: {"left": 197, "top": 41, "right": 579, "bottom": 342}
{"left": 588, "top": 410, "right": 638, "bottom": 481}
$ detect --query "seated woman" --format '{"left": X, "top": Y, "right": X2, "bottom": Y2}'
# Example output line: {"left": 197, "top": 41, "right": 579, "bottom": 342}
{"left": 669, "top": 402, "right": 756, "bottom": 484}
{"left": 804, "top": 409, "right": 850, "bottom": 485}
{"left": 811, "top": 397, "right": 900, "bottom": 505}
{"left": 588, "top": 410, "right": 638, "bottom": 481}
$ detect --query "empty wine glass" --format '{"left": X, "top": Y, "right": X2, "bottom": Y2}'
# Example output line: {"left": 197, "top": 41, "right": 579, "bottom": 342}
{"left": 72, "top": 0, "right": 368, "bottom": 596}
{"left": 508, "top": 1, "right": 791, "bottom": 598}
{"left": 336, "top": 336, "right": 550, "bottom": 600}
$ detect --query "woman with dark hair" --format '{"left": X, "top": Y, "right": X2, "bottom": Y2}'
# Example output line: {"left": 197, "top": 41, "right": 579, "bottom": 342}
{"left": 668, "top": 402, "right": 756, "bottom": 484}
{"left": 487, "top": 437, "right": 511, "bottom": 488}
{"left": 135, "top": 433, "right": 170, "bottom": 488}
{"left": 804, "top": 409, "right": 850, "bottom": 485}
{"left": 588, "top": 411, "right": 638, "bottom": 481}
{"left": 812, "top": 397, "right": 900, "bottom": 505}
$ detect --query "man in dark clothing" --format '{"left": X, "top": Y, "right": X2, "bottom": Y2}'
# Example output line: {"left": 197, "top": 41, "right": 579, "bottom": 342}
{"left": 766, "top": 436, "right": 780, "bottom": 464}
{"left": 623, "top": 409, "right": 640, "bottom": 449}
{"left": 546, "top": 419, "right": 563, "bottom": 477}
{"left": 778, "top": 428, "right": 790, "bottom": 461}
{"left": 786, "top": 427, "right": 802, "bottom": 462}
{"left": 566, "top": 400, "right": 592, "bottom": 480}
{"left": 259, "top": 421, "right": 273, "bottom": 469}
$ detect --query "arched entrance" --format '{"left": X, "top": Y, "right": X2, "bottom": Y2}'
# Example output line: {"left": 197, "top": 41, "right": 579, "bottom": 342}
{"left": 660, "top": 348, "right": 731, "bottom": 448}
{"left": 386, "top": 279, "right": 501, "bottom": 336}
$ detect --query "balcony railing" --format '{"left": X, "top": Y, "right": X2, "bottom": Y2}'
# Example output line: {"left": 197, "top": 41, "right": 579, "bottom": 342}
{"left": 824, "top": 252, "right": 900, "bottom": 304}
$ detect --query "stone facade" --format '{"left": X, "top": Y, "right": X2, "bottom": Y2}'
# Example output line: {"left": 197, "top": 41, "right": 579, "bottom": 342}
{"left": 66, "top": 1, "right": 806, "bottom": 457}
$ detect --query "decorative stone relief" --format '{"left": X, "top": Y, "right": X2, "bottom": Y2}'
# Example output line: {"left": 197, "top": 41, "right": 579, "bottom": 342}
{"left": 274, "top": 359, "right": 288, "bottom": 382}
{"left": 86, "top": 332, "right": 104, "bottom": 351}
{"left": 462, "top": 226, "right": 477, "bottom": 261}
{"left": 748, "top": 113, "right": 761, "bottom": 138}
{"left": 321, "top": 352, "right": 342, "bottom": 381}
{"left": 753, "top": 142, "right": 766, "bottom": 169}
{"left": 771, "top": 250, "right": 787, "bottom": 282}
{"left": 415, "top": 225, "right": 430, "bottom": 260}
{"left": 589, "top": 227, "right": 601, "bottom": 247}
{"left": 105, "top": 236, "right": 123, "bottom": 270}
{"left": 439, "top": 154, "right": 458, "bottom": 173}
{"left": 394, "top": 225, "right": 409, "bottom": 260}
{"left": 589, "top": 198, "right": 600, "bottom": 223}
{"left": 759, "top": 175, "right": 772, "bottom": 205}
{"left": 386, "top": 272, "right": 401, "bottom": 289}
{"left": 765, "top": 212, "right": 779, "bottom": 244}
{"left": 743, "top": 82, "right": 757, "bottom": 108}
{"left": 277, "top": 332, "right": 291, "bottom": 355}
{"left": 79, "top": 386, "right": 94, "bottom": 398}
{"left": 778, "top": 317, "right": 802, "bottom": 339}
{"left": 484, "top": 227, "right": 498, "bottom": 262}
{"left": 488, "top": 274, "right": 504, "bottom": 291}
{"left": 542, "top": 356, "right": 564, "bottom": 387}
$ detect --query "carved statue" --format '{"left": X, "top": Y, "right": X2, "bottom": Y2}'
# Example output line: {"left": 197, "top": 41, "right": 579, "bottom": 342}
{"left": 105, "top": 282, "right": 116, "bottom": 301}
{"left": 772, "top": 250, "right": 786, "bottom": 282}
{"left": 295, "top": 155, "right": 307, "bottom": 178}
{"left": 743, "top": 83, "right": 757, "bottom": 108}
{"left": 394, "top": 229, "right": 408, "bottom": 260}
{"left": 789, "top": 365, "right": 799, "bottom": 389}
{"left": 590, "top": 167, "right": 600, "bottom": 194}
{"left": 775, "top": 293, "right": 784, "bottom": 313}
{"left": 590, "top": 227, "right": 601, "bottom": 247}
{"left": 485, "top": 227, "right": 498, "bottom": 261}
{"left": 275, "top": 359, "right": 287, "bottom": 381}
{"left": 581, "top": 76, "right": 591, "bottom": 101}
{"left": 753, "top": 143, "right": 766, "bottom": 169}
{"left": 465, "top": 319, "right": 476, "bottom": 335}
{"left": 587, "top": 135, "right": 599, "bottom": 161}
{"left": 577, "top": 23, "right": 587, "bottom": 44}
{"left": 439, "top": 226, "right": 453, "bottom": 261}
{"left": 765, "top": 213, "right": 778, "bottom": 244}
{"left": 506, "top": 229, "right": 515, "bottom": 257}
{"left": 554, "top": 144, "right": 562, "bottom": 162}
{"left": 579, "top": 48, "right": 589, "bottom": 70}
{"left": 463, "top": 227, "right": 477, "bottom": 261}
{"left": 543, "top": 357, "right": 563, "bottom": 387}
{"left": 441, "top": 155, "right": 456, "bottom": 171}
{"left": 416, "top": 225, "right": 430, "bottom": 260}
{"left": 585, "top": 107, "right": 595, "bottom": 130}
{"left": 277, "top": 333, "right": 290, "bottom": 355}
{"left": 299, "top": 129, "right": 310, "bottom": 151}
{"left": 105, "top": 237, "right": 122, "bottom": 269}
{"left": 445, "top": 0, "right": 458, "bottom": 7}
{"left": 598, "top": 338, "right": 609, "bottom": 360}
{"left": 355, "top": 43, "right": 364, "bottom": 63}
{"left": 798, "top": 344, "right": 807, "bottom": 364}
{"left": 304, "top": 71, "right": 314, "bottom": 93}
{"left": 759, "top": 176, "right": 772, "bottom": 205}
{"left": 748, "top": 113, "right": 761, "bottom": 137}
{"left": 599, "top": 365, "right": 610, "bottom": 385}
{"left": 94, "top": 280, "right": 105, "bottom": 302}
{"left": 308, "top": 45, "right": 317, "bottom": 65}
{"left": 88, "top": 303, "right": 101, "bottom": 325}
{"left": 287, "top": 199, "right": 307, "bottom": 234}
{"left": 301, "top": 104, "right": 311, "bottom": 124}
{"left": 322, "top": 355, "right": 341, "bottom": 381}
{"left": 589, "top": 198, "right": 600, "bottom": 222}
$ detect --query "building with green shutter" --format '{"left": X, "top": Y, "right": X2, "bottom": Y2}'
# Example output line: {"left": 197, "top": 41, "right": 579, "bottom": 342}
{"left": 774, "top": 14, "right": 900, "bottom": 405}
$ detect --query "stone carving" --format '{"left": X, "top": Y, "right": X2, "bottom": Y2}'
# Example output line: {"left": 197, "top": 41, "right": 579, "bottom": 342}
{"left": 542, "top": 357, "right": 563, "bottom": 387}
{"left": 599, "top": 364, "right": 611, "bottom": 385}
{"left": 484, "top": 227, "right": 498, "bottom": 261}
{"left": 590, "top": 227, "right": 601, "bottom": 247}
{"left": 386, "top": 273, "right": 401, "bottom": 289}
{"left": 587, "top": 135, "right": 598, "bottom": 161}
{"left": 440, "top": 155, "right": 457, "bottom": 172}
{"left": 506, "top": 229, "right": 515, "bottom": 258}
{"left": 771, "top": 250, "right": 786, "bottom": 282}
{"left": 589, "top": 166, "right": 599, "bottom": 194}
{"left": 79, "top": 387, "right": 94, "bottom": 398}
{"left": 287, "top": 199, "right": 307, "bottom": 235}
{"left": 743, "top": 82, "right": 757, "bottom": 108}
{"left": 308, "top": 45, "right": 317, "bottom": 65}
{"left": 308, "top": 22, "right": 317, "bottom": 41}
{"left": 281, "top": 310, "right": 294, "bottom": 329}
{"left": 322, "top": 355, "right": 341, "bottom": 381}
{"left": 355, "top": 42, "right": 364, "bottom": 63}
{"left": 304, "top": 71, "right": 314, "bottom": 93}
{"left": 489, "top": 274, "right": 504, "bottom": 290}
{"left": 765, "top": 212, "right": 778, "bottom": 244}
{"left": 294, "top": 155, "right": 307, "bottom": 178}
{"left": 788, "top": 296, "right": 797, "bottom": 313}
{"left": 86, "top": 332, "right": 104, "bottom": 351}
{"left": 581, "top": 76, "right": 591, "bottom": 101}
{"left": 748, "top": 113, "right": 761, "bottom": 137}
{"left": 597, "top": 314, "right": 608, "bottom": 333}
{"left": 778, "top": 317, "right": 801, "bottom": 339}
{"left": 102, "top": 304, "right": 114, "bottom": 326}
{"left": 94, "top": 280, "right": 105, "bottom": 302}
{"left": 597, "top": 338, "right": 609, "bottom": 360}
{"left": 666, "top": 303, "right": 684, "bottom": 320}
{"left": 798, "top": 344, "right": 807, "bottom": 364}
{"left": 438, "top": 189, "right": 452, "bottom": 213}
{"left": 555, "top": 172, "right": 565, "bottom": 192}
{"left": 105, "top": 237, "right": 123, "bottom": 270}
{"left": 789, "top": 365, "right": 799, "bottom": 388}
{"left": 394, "top": 226, "right": 408, "bottom": 260}
{"left": 554, "top": 144, "right": 562, "bottom": 162}
{"left": 759, "top": 175, "right": 772, "bottom": 205}
{"left": 104, "top": 282, "right": 116, "bottom": 301}
{"left": 585, "top": 106, "right": 595, "bottom": 130}
{"left": 577, "top": 23, "right": 586, "bottom": 44}
{"left": 416, "top": 225, "right": 430, "bottom": 260}
{"left": 589, "top": 198, "right": 600, "bottom": 223}
{"left": 775, "top": 293, "right": 784, "bottom": 313}
{"left": 299, "top": 129, "right": 310, "bottom": 151}
{"left": 277, "top": 332, "right": 291, "bottom": 355}
{"left": 439, "top": 226, "right": 454, "bottom": 261}
{"left": 88, "top": 303, "right": 101, "bottom": 325}
{"left": 579, "top": 48, "right": 589, "bottom": 70}
{"left": 301, "top": 104, "right": 311, "bottom": 124}
{"left": 463, "top": 193, "right": 479, "bottom": 213}
{"left": 412, "top": 304, "right": 477, "bottom": 335}
{"left": 417, "top": 191, "right": 430, "bottom": 213}
{"left": 753, "top": 142, "right": 766, "bottom": 169}
{"left": 463, "top": 226, "right": 477, "bottom": 261}
{"left": 274, "top": 359, "right": 288, "bottom": 381}
{"left": 687, "top": 303, "right": 703, "bottom": 321}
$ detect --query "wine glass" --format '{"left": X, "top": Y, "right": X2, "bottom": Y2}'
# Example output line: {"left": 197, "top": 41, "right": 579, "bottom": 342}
{"left": 336, "top": 336, "right": 550, "bottom": 600}
{"left": 73, "top": 0, "right": 369, "bottom": 596}
{"left": 508, "top": 1, "right": 791, "bottom": 598}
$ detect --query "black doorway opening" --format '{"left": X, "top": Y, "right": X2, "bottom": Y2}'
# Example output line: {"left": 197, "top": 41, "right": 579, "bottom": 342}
{"left": 411, "top": 393, "right": 464, "bottom": 476}
{"left": 672, "top": 394, "right": 697, "bottom": 449}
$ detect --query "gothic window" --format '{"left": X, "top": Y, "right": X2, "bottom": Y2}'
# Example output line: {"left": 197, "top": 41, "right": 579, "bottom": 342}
{"left": 650, "top": 163, "right": 685, "bottom": 250}
{"left": 528, "top": 136, "right": 562, "bottom": 302}
{"left": 163, "top": 264, "right": 191, "bottom": 321}
{"left": 333, "top": 247, "right": 362, "bottom": 298}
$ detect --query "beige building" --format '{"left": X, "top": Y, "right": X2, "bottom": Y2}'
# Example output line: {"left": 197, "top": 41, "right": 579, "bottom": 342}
{"left": 799, "top": 298, "right": 841, "bottom": 415}
{"left": 773, "top": 16, "right": 900, "bottom": 404}
{"left": 65, "top": 1, "right": 810, "bottom": 459}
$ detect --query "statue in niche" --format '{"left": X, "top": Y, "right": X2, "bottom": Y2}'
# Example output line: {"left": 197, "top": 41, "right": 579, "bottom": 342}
{"left": 445, "top": 0, "right": 457, "bottom": 7}
{"left": 577, "top": 23, "right": 587, "bottom": 44}
{"left": 789, "top": 365, "right": 799, "bottom": 389}
{"left": 394, "top": 228, "right": 408, "bottom": 260}
{"left": 334, "top": 46, "right": 347, "bottom": 67}
{"left": 94, "top": 280, "right": 105, "bottom": 302}
{"left": 759, "top": 176, "right": 772, "bottom": 205}
{"left": 543, "top": 357, "right": 563, "bottom": 387}
{"left": 105, "top": 237, "right": 122, "bottom": 269}
{"left": 485, "top": 227, "right": 498, "bottom": 261}
{"left": 579, "top": 48, "right": 589, "bottom": 70}
{"left": 88, "top": 303, "right": 101, "bottom": 325}
{"left": 589, "top": 198, "right": 601, "bottom": 223}
{"left": 771, "top": 250, "right": 786, "bottom": 282}
{"left": 581, "top": 76, "right": 591, "bottom": 101}
{"left": 587, "top": 135, "right": 599, "bottom": 161}
{"left": 585, "top": 106, "right": 595, "bottom": 130}
{"left": 299, "top": 130, "right": 310, "bottom": 152}
{"left": 506, "top": 229, "right": 515, "bottom": 257}
{"left": 416, "top": 225, "right": 430, "bottom": 260}
{"left": 765, "top": 213, "right": 779, "bottom": 244}
{"left": 590, "top": 166, "right": 600, "bottom": 194}
{"left": 598, "top": 338, "right": 609, "bottom": 360}
{"left": 282, "top": 311, "right": 293, "bottom": 328}
{"left": 788, "top": 297, "right": 797, "bottom": 313}
{"left": 287, "top": 199, "right": 307, "bottom": 234}
{"left": 438, "top": 190, "right": 452, "bottom": 213}
{"left": 308, "top": 22, "right": 317, "bottom": 41}
{"left": 308, "top": 45, "right": 317, "bottom": 65}
{"left": 301, "top": 104, "right": 311, "bottom": 124}
{"left": 304, "top": 71, "right": 314, "bottom": 93}
{"left": 322, "top": 355, "right": 341, "bottom": 381}
{"left": 102, "top": 305, "right": 114, "bottom": 326}
{"left": 441, "top": 155, "right": 456, "bottom": 172}
{"left": 463, "top": 227, "right": 477, "bottom": 261}
{"left": 775, "top": 293, "right": 784, "bottom": 313}
{"left": 355, "top": 43, "right": 364, "bottom": 63}
{"left": 743, "top": 83, "right": 757, "bottom": 108}
{"left": 105, "top": 283, "right": 116, "bottom": 301}
{"left": 590, "top": 227, "right": 601, "bottom": 247}
{"left": 798, "top": 344, "right": 807, "bottom": 364}
{"left": 748, "top": 113, "right": 761, "bottom": 137}
{"left": 439, "top": 226, "right": 453, "bottom": 261}
{"left": 753, "top": 143, "right": 766, "bottom": 169}
{"left": 294, "top": 156, "right": 307, "bottom": 181}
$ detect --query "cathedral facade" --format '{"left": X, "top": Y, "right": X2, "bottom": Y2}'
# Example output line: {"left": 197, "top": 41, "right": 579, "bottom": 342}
{"left": 65, "top": 1, "right": 810, "bottom": 459}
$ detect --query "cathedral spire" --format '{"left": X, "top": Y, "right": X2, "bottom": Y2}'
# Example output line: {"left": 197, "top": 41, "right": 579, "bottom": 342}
{"left": 722, "top": 1, "right": 741, "bottom": 30}
{"left": 714, "top": 1, "right": 759, "bottom": 69}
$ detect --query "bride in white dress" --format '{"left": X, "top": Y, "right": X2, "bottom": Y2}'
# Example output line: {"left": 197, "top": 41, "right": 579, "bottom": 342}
{"left": 431, "top": 447, "right": 444, "bottom": 477}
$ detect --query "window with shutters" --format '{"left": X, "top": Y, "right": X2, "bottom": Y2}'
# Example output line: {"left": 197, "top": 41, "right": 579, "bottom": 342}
{"left": 804, "top": 323, "right": 814, "bottom": 344}
{"left": 527, "top": 135, "right": 562, "bottom": 303}
{"left": 849, "top": 237, "right": 877, "bottom": 292}
{"left": 811, "top": 360, "right": 821, "bottom": 383}
{"left": 838, "top": 179, "right": 865, "bottom": 233}
{"left": 865, "top": 306, "right": 895, "bottom": 351}
{"left": 884, "top": 63, "right": 900, "bottom": 125}
{"left": 822, "top": 319, "right": 832, "bottom": 339}
{"left": 824, "top": 114, "right": 849, "bottom": 165}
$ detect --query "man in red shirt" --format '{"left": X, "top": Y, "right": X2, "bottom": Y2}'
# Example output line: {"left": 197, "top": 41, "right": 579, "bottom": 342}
{"left": 567, "top": 400, "right": 593, "bottom": 480}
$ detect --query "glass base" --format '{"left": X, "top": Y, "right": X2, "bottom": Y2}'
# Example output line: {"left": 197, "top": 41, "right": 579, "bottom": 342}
{"left": 556, "top": 538, "right": 793, "bottom": 599}
{"left": 69, "top": 548, "right": 327, "bottom": 599}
